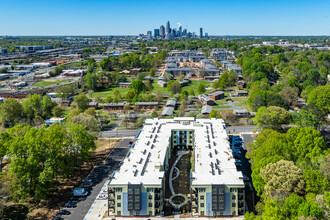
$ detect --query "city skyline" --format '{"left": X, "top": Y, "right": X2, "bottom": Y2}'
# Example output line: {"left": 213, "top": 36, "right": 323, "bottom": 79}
{"left": 1, "top": 0, "right": 330, "bottom": 36}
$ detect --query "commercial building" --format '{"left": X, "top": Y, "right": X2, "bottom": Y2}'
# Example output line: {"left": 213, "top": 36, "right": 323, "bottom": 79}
{"left": 200, "top": 28, "right": 203, "bottom": 38}
{"left": 108, "top": 118, "right": 245, "bottom": 217}
{"left": 154, "top": 29, "right": 160, "bottom": 38}
{"left": 160, "top": 25, "right": 165, "bottom": 38}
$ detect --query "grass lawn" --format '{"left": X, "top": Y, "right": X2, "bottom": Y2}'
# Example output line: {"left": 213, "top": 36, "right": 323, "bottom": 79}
{"left": 93, "top": 87, "right": 130, "bottom": 98}
{"left": 33, "top": 79, "right": 71, "bottom": 87}
{"left": 232, "top": 97, "right": 251, "bottom": 111}
{"left": 182, "top": 79, "right": 210, "bottom": 93}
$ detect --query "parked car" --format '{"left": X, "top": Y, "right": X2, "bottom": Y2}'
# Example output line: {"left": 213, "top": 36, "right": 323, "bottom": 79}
{"left": 243, "top": 175, "right": 250, "bottom": 181}
{"left": 53, "top": 217, "right": 64, "bottom": 220}
{"left": 235, "top": 159, "right": 242, "bottom": 163}
{"left": 235, "top": 162, "right": 243, "bottom": 167}
{"left": 65, "top": 201, "right": 77, "bottom": 208}
{"left": 58, "top": 210, "right": 71, "bottom": 215}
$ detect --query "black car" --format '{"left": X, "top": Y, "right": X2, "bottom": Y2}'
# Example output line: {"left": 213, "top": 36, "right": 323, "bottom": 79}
{"left": 65, "top": 201, "right": 77, "bottom": 208}
{"left": 58, "top": 209, "right": 71, "bottom": 215}
{"left": 53, "top": 217, "right": 64, "bottom": 220}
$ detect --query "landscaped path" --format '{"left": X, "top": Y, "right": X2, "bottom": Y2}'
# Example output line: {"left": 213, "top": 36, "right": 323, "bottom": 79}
{"left": 168, "top": 150, "right": 190, "bottom": 209}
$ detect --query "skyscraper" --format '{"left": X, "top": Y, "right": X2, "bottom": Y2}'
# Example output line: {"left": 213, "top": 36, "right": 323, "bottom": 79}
{"left": 160, "top": 25, "right": 165, "bottom": 38}
{"left": 147, "top": 31, "right": 152, "bottom": 39}
{"left": 166, "top": 21, "right": 170, "bottom": 34}
{"left": 154, "top": 29, "right": 160, "bottom": 38}
{"left": 200, "top": 27, "right": 203, "bottom": 38}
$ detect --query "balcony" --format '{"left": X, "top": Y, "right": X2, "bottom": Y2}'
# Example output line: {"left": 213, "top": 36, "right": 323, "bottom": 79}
{"left": 192, "top": 201, "right": 197, "bottom": 208}
{"left": 238, "top": 203, "right": 244, "bottom": 208}
{"left": 109, "top": 194, "right": 115, "bottom": 200}
{"left": 109, "top": 202, "right": 115, "bottom": 208}
{"left": 238, "top": 196, "right": 244, "bottom": 200}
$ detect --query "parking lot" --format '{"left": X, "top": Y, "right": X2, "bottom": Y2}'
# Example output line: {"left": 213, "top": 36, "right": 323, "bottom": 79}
{"left": 55, "top": 139, "right": 131, "bottom": 220}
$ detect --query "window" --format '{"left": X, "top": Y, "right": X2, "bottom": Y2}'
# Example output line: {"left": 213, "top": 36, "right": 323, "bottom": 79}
{"left": 149, "top": 203, "right": 153, "bottom": 207}
{"left": 200, "top": 203, "right": 204, "bottom": 207}
{"left": 199, "top": 188, "right": 205, "bottom": 192}
{"left": 117, "top": 203, "right": 121, "bottom": 207}
{"left": 149, "top": 195, "right": 152, "bottom": 200}
{"left": 149, "top": 211, "right": 153, "bottom": 216}
{"left": 232, "top": 203, "right": 236, "bottom": 207}
{"left": 232, "top": 195, "right": 236, "bottom": 200}
{"left": 117, "top": 195, "right": 121, "bottom": 200}
{"left": 200, "top": 195, "right": 204, "bottom": 200}
{"left": 201, "top": 211, "right": 205, "bottom": 216}
{"left": 232, "top": 211, "right": 236, "bottom": 215}
{"left": 117, "top": 211, "right": 121, "bottom": 216}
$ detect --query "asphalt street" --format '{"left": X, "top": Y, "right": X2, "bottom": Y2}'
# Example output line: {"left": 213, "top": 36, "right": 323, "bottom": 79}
{"left": 100, "top": 125, "right": 256, "bottom": 138}
{"left": 60, "top": 139, "right": 131, "bottom": 220}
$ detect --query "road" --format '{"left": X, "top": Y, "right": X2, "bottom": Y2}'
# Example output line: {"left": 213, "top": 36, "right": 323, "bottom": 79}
{"left": 100, "top": 125, "right": 256, "bottom": 138}
{"left": 61, "top": 139, "right": 131, "bottom": 220}
{"left": 226, "top": 125, "right": 256, "bottom": 133}
{"left": 100, "top": 129, "right": 139, "bottom": 138}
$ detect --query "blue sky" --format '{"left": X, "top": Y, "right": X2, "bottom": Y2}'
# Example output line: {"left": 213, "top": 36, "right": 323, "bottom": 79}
{"left": 0, "top": 0, "right": 329, "bottom": 36}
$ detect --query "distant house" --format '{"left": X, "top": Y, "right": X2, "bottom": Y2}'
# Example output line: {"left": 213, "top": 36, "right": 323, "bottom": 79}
{"left": 162, "top": 107, "right": 174, "bottom": 116}
{"left": 231, "top": 90, "right": 248, "bottom": 97}
{"left": 234, "top": 109, "right": 249, "bottom": 117}
{"left": 198, "top": 94, "right": 215, "bottom": 106}
{"left": 201, "top": 105, "right": 212, "bottom": 115}
{"left": 45, "top": 117, "right": 65, "bottom": 126}
{"left": 236, "top": 80, "right": 246, "bottom": 89}
{"left": 134, "top": 102, "right": 158, "bottom": 109}
{"left": 208, "top": 91, "right": 225, "bottom": 101}
{"left": 89, "top": 102, "right": 99, "bottom": 108}
{"left": 166, "top": 99, "right": 176, "bottom": 108}
{"left": 103, "top": 103, "right": 125, "bottom": 111}
{"left": 118, "top": 70, "right": 131, "bottom": 75}
{"left": 179, "top": 78, "right": 190, "bottom": 87}
{"left": 131, "top": 68, "right": 142, "bottom": 75}
{"left": 157, "top": 80, "right": 167, "bottom": 87}
{"left": 117, "top": 82, "right": 131, "bottom": 88}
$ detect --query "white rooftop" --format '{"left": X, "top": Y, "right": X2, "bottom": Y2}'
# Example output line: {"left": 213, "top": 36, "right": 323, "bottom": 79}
{"left": 109, "top": 118, "right": 243, "bottom": 187}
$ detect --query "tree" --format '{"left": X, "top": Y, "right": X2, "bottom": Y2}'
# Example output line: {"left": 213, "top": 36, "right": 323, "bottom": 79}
{"left": 130, "top": 80, "right": 144, "bottom": 94}
{"left": 73, "top": 94, "right": 89, "bottom": 112}
{"left": 303, "top": 169, "right": 329, "bottom": 194}
{"left": 70, "top": 113, "right": 99, "bottom": 132}
{"left": 297, "top": 201, "right": 324, "bottom": 219}
{"left": 188, "top": 88, "right": 195, "bottom": 96}
{"left": 67, "top": 109, "right": 80, "bottom": 121}
{"left": 178, "top": 74, "right": 185, "bottom": 81}
{"left": 57, "top": 85, "right": 75, "bottom": 100}
{"left": 104, "top": 95, "right": 113, "bottom": 103}
{"left": 151, "top": 111, "right": 158, "bottom": 118}
{"left": 283, "top": 193, "right": 305, "bottom": 219}
{"left": 197, "top": 83, "right": 206, "bottom": 94}
{"left": 260, "top": 160, "right": 305, "bottom": 198}
{"left": 262, "top": 199, "right": 285, "bottom": 220}
{"left": 280, "top": 87, "right": 299, "bottom": 108}
{"left": 41, "top": 95, "right": 56, "bottom": 119}
{"left": 292, "top": 110, "right": 318, "bottom": 129}
{"left": 21, "top": 94, "right": 43, "bottom": 121}
{"left": 156, "top": 90, "right": 163, "bottom": 102}
{"left": 254, "top": 106, "right": 291, "bottom": 131}
{"left": 0, "top": 132, "right": 9, "bottom": 172}
{"left": 307, "top": 85, "right": 330, "bottom": 114}
{"left": 125, "top": 90, "right": 136, "bottom": 103}
{"left": 169, "top": 81, "right": 181, "bottom": 94}
{"left": 51, "top": 106, "right": 65, "bottom": 117}
{"left": 85, "top": 107, "right": 96, "bottom": 116}
{"left": 0, "top": 98, "right": 23, "bottom": 128}
{"left": 113, "top": 89, "right": 121, "bottom": 100}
